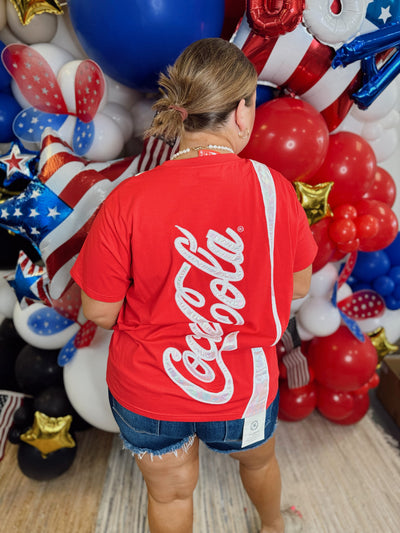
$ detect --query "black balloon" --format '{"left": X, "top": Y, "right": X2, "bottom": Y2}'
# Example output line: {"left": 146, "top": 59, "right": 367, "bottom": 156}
{"left": 14, "top": 344, "right": 62, "bottom": 395}
{"left": 7, "top": 425, "right": 25, "bottom": 444}
{"left": 33, "top": 386, "right": 91, "bottom": 432}
{"left": 13, "top": 399, "right": 35, "bottom": 428}
{"left": 0, "top": 226, "right": 40, "bottom": 270}
{"left": 17, "top": 441, "right": 77, "bottom": 481}
{"left": 0, "top": 334, "right": 26, "bottom": 390}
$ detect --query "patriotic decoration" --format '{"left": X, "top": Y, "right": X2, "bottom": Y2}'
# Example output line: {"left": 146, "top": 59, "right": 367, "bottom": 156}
{"left": 280, "top": 317, "right": 311, "bottom": 389}
{"left": 0, "top": 129, "right": 175, "bottom": 352}
{"left": 0, "top": 141, "right": 38, "bottom": 187}
{"left": 0, "top": 390, "right": 25, "bottom": 461}
{"left": 232, "top": 0, "right": 399, "bottom": 130}
{"left": 1, "top": 44, "right": 105, "bottom": 155}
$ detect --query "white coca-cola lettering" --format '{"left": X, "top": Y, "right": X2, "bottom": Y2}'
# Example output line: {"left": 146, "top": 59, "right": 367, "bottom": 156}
{"left": 163, "top": 226, "right": 246, "bottom": 404}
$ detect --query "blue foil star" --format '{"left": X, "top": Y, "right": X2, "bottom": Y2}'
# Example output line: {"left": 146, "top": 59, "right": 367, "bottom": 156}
{"left": 0, "top": 141, "right": 39, "bottom": 186}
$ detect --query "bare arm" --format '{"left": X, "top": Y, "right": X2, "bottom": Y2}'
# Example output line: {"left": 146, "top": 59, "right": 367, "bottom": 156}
{"left": 293, "top": 265, "right": 313, "bottom": 300}
{"left": 81, "top": 291, "right": 124, "bottom": 330}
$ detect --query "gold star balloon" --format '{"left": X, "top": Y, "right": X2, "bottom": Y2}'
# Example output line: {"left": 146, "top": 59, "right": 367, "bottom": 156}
{"left": 20, "top": 411, "right": 76, "bottom": 457}
{"left": 367, "top": 327, "right": 399, "bottom": 367}
{"left": 10, "top": 0, "right": 64, "bottom": 25}
{"left": 294, "top": 181, "right": 334, "bottom": 226}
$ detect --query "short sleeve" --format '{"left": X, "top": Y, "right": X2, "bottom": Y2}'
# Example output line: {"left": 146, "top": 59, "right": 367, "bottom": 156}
{"left": 70, "top": 192, "right": 132, "bottom": 302}
{"left": 292, "top": 187, "right": 318, "bottom": 272}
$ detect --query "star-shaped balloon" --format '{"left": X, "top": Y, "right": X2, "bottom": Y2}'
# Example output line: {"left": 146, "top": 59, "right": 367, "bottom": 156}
{"left": 0, "top": 141, "right": 38, "bottom": 187}
{"left": 367, "top": 326, "right": 399, "bottom": 365}
{"left": 6, "top": 250, "right": 45, "bottom": 304}
{"left": 9, "top": 0, "right": 64, "bottom": 25}
{"left": 20, "top": 411, "right": 75, "bottom": 457}
{"left": 294, "top": 181, "right": 333, "bottom": 225}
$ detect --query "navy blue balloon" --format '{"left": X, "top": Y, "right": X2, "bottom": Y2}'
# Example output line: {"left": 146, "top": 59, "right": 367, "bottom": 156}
{"left": 0, "top": 93, "right": 21, "bottom": 142}
{"left": 372, "top": 275, "right": 395, "bottom": 296}
{"left": 256, "top": 84, "right": 275, "bottom": 107}
{"left": 384, "top": 232, "right": 400, "bottom": 265}
{"left": 385, "top": 294, "right": 400, "bottom": 310}
{"left": 68, "top": 0, "right": 225, "bottom": 92}
{"left": 389, "top": 265, "right": 400, "bottom": 284}
{"left": 0, "top": 41, "right": 11, "bottom": 91}
{"left": 352, "top": 251, "right": 390, "bottom": 282}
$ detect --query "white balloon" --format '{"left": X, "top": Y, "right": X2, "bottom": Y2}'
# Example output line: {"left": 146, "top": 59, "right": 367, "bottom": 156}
{"left": 84, "top": 112, "right": 125, "bottom": 161}
{"left": 351, "top": 82, "right": 398, "bottom": 123}
{"left": 102, "top": 102, "right": 134, "bottom": 142}
{"left": 56, "top": 114, "right": 76, "bottom": 147}
{"left": 30, "top": 43, "right": 74, "bottom": 76}
{"left": 11, "top": 78, "right": 30, "bottom": 108}
{"left": 337, "top": 282, "right": 353, "bottom": 301}
{"left": 131, "top": 97, "right": 156, "bottom": 138}
{"left": 0, "top": 24, "right": 22, "bottom": 45}
{"left": 0, "top": 275, "right": 17, "bottom": 318}
{"left": 290, "top": 294, "right": 310, "bottom": 315}
{"left": 295, "top": 320, "right": 315, "bottom": 341}
{"left": 50, "top": 8, "right": 87, "bottom": 59}
{"left": 63, "top": 327, "right": 119, "bottom": 433}
{"left": 105, "top": 74, "right": 142, "bottom": 109}
{"left": 361, "top": 121, "right": 383, "bottom": 142}
{"left": 0, "top": 0, "right": 6, "bottom": 32}
{"left": 13, "top": 301, "right": 79, "bottom": 349}
{"left": 357, "top": 308, "right": 400, "bottom": 343}
{"left": 57, "top": 60, "right": 107, "bottom": 115}
{"left": 6, "top": 2, "right": 57, "bottom": 44}
{"left": 370, "top": 127, "right": 399, "bottom": 163}
{"left": 309, "top": 262, "right": 338, "bottom": 297}
{"left": 297, "top": 296, "right": 341, "bottom": 337}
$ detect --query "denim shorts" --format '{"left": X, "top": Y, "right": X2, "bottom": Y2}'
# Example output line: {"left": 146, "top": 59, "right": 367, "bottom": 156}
{"left": 108, "top": 390, "right": 279, "bottom": 458}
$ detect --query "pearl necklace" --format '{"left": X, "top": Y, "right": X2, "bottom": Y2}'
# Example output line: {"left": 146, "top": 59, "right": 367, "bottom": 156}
{"left": 170, "top": 144, "right": 234, "bottom": 160}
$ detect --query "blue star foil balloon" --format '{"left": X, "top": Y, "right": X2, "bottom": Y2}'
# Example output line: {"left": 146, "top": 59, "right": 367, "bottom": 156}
{"left": 7, "top": 250, "right": 44, "bottom": 303}
{"left": 333, "top": 21, "right": 400, "bottom": 108}
{"left": 0, "top": 140, "right": 39, "bottom": 186}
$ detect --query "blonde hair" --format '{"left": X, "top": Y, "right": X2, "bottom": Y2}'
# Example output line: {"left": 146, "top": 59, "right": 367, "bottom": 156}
{"left": 145, "top": 38, "right": 258, "bottom": 143}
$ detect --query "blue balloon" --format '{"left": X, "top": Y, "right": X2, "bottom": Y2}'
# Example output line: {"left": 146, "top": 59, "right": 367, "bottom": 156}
{"left": 352, "top": 251, "right": 390, "bottom": 282}
{"left": 372, "top": 275, "right": 395, "bottom": 296}
{"left": 0, "top": 93, "right": 21, "bottom": 142}
{"left": 68, "top": 0, "right": 225, "bottom": 92}
{"left": 384, "top": 232, "right": 400, "bottom": 264}
{"left": 256, "top": 84, "right": 275, "bottom": 107}
{"left": 385, "top": 294, "right": 400, "bottom": 310}
{"left": 0, "top": 41, "right": 11, "bottom": 91}
{"left": 389, "top": 265, "right": 400, "bottom": 284}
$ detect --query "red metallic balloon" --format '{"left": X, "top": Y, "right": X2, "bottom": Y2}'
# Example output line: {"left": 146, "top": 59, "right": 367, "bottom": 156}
{"left": 246, "top": 0, "right": 304, "bottom": 37}
{"left": 307, "top": 325, "right": 378, "bottom": 392}
{"left": 306, "top": 132, "right": 377, "bottom": 208}
{"left": 278, "top": 380, "right": 317, "bottom": 421}
{"left": 240, "top": 96, "right": 329, "bottom": 182}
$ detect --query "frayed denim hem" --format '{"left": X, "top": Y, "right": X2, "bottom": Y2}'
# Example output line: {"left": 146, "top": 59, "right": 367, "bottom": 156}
{"left": 119, "top": 433, "right": 196, "bottom": 461}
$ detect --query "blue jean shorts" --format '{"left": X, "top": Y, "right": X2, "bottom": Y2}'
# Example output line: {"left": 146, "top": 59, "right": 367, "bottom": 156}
{"left": 108, "top": 390, "right": 279, "bottom": 458}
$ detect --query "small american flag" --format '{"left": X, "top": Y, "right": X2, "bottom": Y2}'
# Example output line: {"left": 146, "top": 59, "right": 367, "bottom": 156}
{"left": 280, "top": 317, "right": 310, "bottom": 389}
{"left": 0, "top": 390, "right": 25, "bottom": 460}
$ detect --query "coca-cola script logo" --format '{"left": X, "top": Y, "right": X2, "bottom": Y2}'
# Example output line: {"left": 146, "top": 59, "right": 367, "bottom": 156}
{"left": 163, "top": 225, "right": 246, "bottom": 404}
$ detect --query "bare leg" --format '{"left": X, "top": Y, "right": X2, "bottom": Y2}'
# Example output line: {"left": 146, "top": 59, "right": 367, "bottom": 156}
{"left": 135, "top": 437, "right": 199, "bottom": 533}
{"left": 230, "top": 436, "right": 284, "bottom": 533}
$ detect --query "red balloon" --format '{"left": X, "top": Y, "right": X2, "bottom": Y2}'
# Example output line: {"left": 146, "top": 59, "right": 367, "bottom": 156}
{"left": 362, "top": 167, "right": 396, "bottom": 207}
{"left": 354, "top": 214, "right": 379, "bottom": 240}
{"left": 316, "top": 384, "right": 355, "bottom": 421}
{"left": 354, "top": 199, "right": 398, "bottom": 251}
{"left": 307, "top": 326, "right": 378, "bottom": 391}
{"left": 278, "top": 381, "right": 317, "bottom": 421}
{"left": 333, "top": 393, "right": 370, "bottom": 425}
{"left": 240, "top": 97, "right": 329, "bottom": 182}
{"left": 333, "top": 204, "right": 358, "bottom": 220}
{"left": 306, "top": 132, "right": 377, "bottom": 208}
{"left": 247, "top": 0, "right": 304, "bottom": 37}
{"left": 310, "top": 218, "right": 336, "bottom": 272}
{"left": 328, "top": 218, "right": 356, "bottom": 244}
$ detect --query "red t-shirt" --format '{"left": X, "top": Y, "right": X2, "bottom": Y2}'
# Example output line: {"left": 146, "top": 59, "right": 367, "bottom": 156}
{"left": 71, "top": 154, "right": 317, "bottom": 421}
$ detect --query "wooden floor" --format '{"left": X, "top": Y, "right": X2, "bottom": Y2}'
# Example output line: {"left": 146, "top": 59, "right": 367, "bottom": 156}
{"left": 0, "top": 429, "right": 114, "bottom": 533}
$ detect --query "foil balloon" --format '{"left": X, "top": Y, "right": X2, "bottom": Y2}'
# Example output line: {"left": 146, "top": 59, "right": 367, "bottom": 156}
{"left": 246, "top": 0, "right": 304, "bottom": 37}
{"left": 333, "top": 21, "right": 400, "bottom": 108}
{"left": 68, "top": 0, "right": 225, "bottom": 92}
{"left": 20, "top": 411, "right": 75, "bottom": 457}
{"left": 9, "top": 0, "right": 63, "bottom": 25}
{"left": 0, "top": 141, "right": 38, "bottom": 186}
